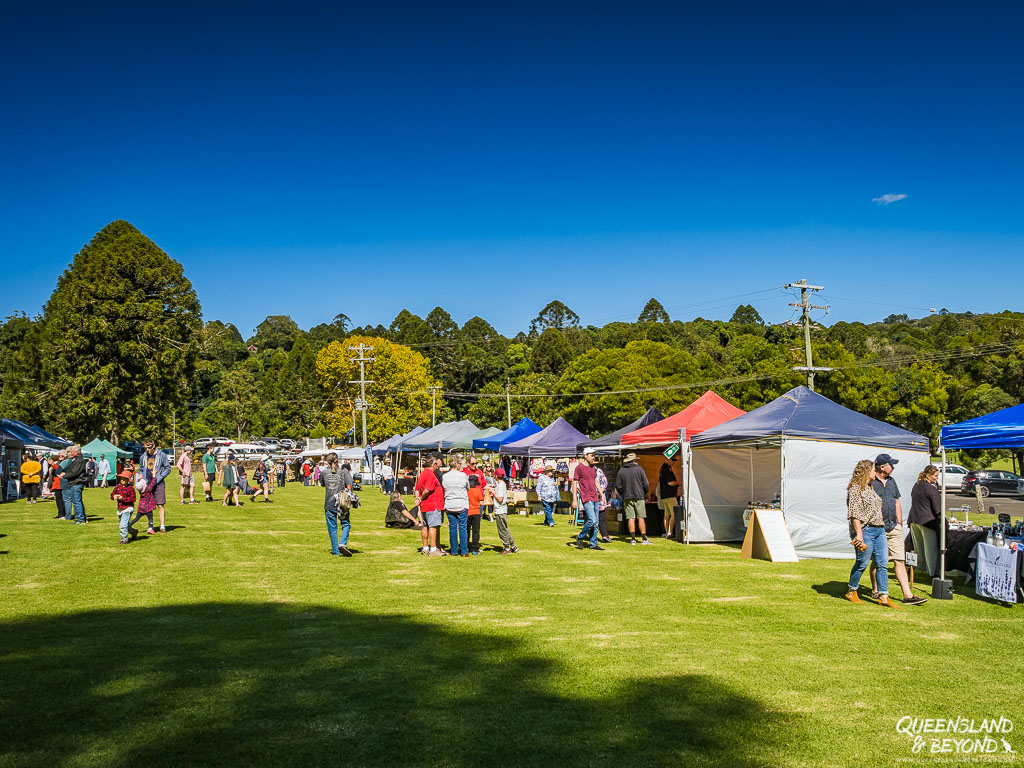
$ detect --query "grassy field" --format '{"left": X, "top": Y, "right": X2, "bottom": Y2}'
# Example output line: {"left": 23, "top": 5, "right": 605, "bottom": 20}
{"left": 1, "top": 478, "right": 1020, "bottom": 768}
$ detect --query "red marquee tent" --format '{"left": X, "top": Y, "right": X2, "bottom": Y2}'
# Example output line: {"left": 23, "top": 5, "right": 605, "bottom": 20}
{"left": 621, "top": 391, "right": 745, "bottom": 446}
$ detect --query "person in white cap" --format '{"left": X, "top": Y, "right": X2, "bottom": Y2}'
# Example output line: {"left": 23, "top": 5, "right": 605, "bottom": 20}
{"left": 615, "top": 453, "right": 651, "bottom": 545}
{"left": 536, "top": 461, "right": 560, "bottom": 527}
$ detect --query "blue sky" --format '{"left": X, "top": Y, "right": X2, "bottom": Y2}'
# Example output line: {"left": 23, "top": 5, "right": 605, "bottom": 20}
{"left": 2, "top": 1, "right": 1021, "bottom": 337}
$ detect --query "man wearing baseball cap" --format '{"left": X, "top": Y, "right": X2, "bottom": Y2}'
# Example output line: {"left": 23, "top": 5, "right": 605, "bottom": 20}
{"left": 870, "top": 453, "right": 927, "bottom": 606}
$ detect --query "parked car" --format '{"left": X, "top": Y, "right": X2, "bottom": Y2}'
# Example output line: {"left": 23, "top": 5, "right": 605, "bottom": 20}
{"left": 193, "top": 437, "right": 213, "bottom": 449}
{"left": 278, "top": 439, "right": 297, "bottom": 450}
{"left": 960, "top": 470, "right": 1024, "bottom": 498}
{"left": 931, "top": 462, "right": 970, "bottom": 490}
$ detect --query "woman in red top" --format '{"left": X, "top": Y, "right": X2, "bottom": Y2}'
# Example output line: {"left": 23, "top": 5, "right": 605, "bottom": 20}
{"left": 50, "top": 453, "right": 66, "bottom": 520}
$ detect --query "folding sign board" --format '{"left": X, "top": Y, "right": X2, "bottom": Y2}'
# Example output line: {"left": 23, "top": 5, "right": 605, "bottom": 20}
{"left": 739, "top": 509, "right": 798, "bottom": 563}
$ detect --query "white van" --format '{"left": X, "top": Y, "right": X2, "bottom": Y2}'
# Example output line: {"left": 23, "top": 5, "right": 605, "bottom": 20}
{"left": 215, "top": 443, "right": 269, "bottom": 458}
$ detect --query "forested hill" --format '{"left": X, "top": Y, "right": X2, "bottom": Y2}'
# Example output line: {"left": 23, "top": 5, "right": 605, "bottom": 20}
{"left": 2, "top": 221, "right": 1022, "bottom": 465}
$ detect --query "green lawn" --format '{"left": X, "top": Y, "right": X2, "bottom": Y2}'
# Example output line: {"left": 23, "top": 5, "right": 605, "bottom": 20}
{"left": 1, "top": 479, "right": 1020, "bottom": 768}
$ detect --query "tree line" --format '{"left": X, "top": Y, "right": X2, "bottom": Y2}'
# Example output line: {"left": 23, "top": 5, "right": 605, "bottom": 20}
{"left": 2, "top": 221, "right": 1022, "bottom": 468}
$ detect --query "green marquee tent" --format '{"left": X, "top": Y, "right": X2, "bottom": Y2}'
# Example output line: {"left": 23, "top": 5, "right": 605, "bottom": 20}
{"left": 82, "top": 438, "right": 131, "bottom": 482}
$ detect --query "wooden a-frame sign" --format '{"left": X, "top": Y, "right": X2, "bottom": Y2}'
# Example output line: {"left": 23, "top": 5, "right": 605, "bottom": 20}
{"left": 740, "top": 508, "right": 799, "bottom": 563}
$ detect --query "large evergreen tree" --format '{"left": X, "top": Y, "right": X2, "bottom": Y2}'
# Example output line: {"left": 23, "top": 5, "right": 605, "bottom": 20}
{"left": 37, "top": 220, "right": 203, "bottom": 442}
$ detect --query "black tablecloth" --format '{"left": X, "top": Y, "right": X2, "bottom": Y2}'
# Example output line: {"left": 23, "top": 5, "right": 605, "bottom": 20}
{"left": 906, "top": 528, "right": 987, "bottom": 573}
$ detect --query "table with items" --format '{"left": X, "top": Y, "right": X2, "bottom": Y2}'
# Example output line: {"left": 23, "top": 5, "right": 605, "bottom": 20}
{"left": 966, "top": 521, "right": 1024, "bottom": 603}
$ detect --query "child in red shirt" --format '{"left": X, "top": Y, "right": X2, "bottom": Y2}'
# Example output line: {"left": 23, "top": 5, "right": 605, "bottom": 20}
{"left": 467, "top": 475, "right": 484, "bottom": 555}
{"left": 110, "top": 469, "right": 137, "bottom": 544}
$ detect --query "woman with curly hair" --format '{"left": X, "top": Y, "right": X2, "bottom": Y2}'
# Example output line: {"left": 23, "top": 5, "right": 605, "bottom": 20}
{"left": 846, "top": 459, "right": 901, "bottom": 608}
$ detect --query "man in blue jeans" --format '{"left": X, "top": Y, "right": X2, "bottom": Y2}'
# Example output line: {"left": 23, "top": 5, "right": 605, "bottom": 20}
{"left": 59, "top": 444, "right": 89, "bottom": 524}
{"left": 568, "top": 450, "right": 604, "bottom": 550}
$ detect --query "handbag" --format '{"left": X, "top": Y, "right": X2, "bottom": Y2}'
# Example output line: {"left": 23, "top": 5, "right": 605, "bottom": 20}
{"left": 202, "top": 480, "right": 212, "bottom": 493}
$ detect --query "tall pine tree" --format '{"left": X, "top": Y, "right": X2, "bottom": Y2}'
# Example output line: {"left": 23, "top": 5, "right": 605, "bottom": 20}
{"left": 38, "top": 220, "right": 202, "bottom": 442}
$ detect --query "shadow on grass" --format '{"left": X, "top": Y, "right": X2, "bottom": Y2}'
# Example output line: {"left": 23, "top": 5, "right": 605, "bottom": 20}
{"left": 811, "top": 581, "right": 851, "bottom": 600}
{"left": 0, "top": 603, "right": 801, "bottom": 767}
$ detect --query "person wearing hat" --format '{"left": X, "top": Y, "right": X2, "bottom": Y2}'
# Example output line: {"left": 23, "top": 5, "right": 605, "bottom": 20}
{"left": 536, "top": 461, "right": 560, "bottom": 527}
{"left": 615, "top": 453, "right": 651, "bottom": 546}
{"left": 568, "top": 449, "right": 604, "bottom": 551}
{"left": 110, "top": 469, "right": 138, "bottom": 544}
{"left": 869, "top": 453, "right": 926, "bottom": 606}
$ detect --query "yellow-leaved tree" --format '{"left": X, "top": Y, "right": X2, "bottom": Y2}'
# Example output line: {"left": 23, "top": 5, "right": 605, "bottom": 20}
{"left": 315, "top": 335, "right": 438, "bottom": 442}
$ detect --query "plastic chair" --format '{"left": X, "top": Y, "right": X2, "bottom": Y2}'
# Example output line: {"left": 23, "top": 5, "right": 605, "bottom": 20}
{"left": 910, "top": 523, "right": 939, "bottom": 579}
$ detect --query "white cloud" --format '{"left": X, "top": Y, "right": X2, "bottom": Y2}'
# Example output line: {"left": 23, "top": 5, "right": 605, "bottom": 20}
{"left": 872, "top": 193, "right": 908, "bottom": 205}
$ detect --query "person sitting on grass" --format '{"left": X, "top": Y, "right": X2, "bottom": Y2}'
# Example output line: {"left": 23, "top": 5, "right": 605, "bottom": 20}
{"left": 845, "top": 459, "right": 900, "bottom": 609}
{"left": 385, "top": 492, "right": 421, "bottom": 529}
{"left": 110, "top": 469, "right": 137, "bottom": 544}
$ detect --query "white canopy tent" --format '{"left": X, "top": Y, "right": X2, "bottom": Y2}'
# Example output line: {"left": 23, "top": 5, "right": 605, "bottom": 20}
{"left": 687, "top": 387, "right": 930, "bottom": 559}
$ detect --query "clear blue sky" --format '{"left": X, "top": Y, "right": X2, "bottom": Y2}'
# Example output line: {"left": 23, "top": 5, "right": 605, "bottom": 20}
{"left": 3, "top": 1, "right": 1021, "bottom": 337}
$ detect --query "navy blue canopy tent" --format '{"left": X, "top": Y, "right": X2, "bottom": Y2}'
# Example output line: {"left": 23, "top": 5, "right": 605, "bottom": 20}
{"left": 686, "top": 386, "right": 929, "bottom": 558}
{"left": 473, "top": 418, "right": 541, "bottom": 451}
{"left": 576, "top": 406, "right": 664, "bottom": 452}
{"left": 940, "top": 402, "right": 1024, "bottom": 449}
{"left": 500, "top": 417, "right": 588, "bottom": 458}
{"left": 0, "top": 418, "right": 69, "bottom": 449}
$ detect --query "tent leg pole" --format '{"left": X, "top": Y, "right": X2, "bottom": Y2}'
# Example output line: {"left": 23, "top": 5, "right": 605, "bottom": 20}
{"left": 932, "top": 445, "right": 953, "bottom": 600}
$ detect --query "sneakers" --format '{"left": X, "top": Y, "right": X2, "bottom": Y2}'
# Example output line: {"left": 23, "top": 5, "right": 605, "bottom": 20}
{"left": 590, "top": 545, "right": 605, "bottom": 551}
{"left": 338, "top": 546, "right": 353, "bottom": 557}
{"left": 903, "top": 595, "right": 928, "bottom": 606}
{"left": 509, "top": 545, "right": 519, "bottom": 553}
{"left": 119, "top": 540, "right": 128, "bottom": 545}
{"left": 630, "top": 538, "right": 637, "bottom": 546}
{"left": 428, "top": 548, "right": 447, "bottom": 557}
{"left": 601, "top": 536, "right": 612, "bottom": 543}
{"left": 845, "top": 590, "right": 863, "bottom": 604}
{"left": 159, "top": 528, "right": 166, "bottom": 534}
{"left": 470, "top": 550, "right": 482, "bottom": 556}
{"left": 641, "top": 537, "right": 652, "bottom": 545}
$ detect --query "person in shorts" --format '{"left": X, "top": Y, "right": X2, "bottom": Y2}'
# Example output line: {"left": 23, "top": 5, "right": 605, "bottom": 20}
{"left": 658, "top": 460, "right": 680, "bottom": 538}
{"left": 869, "top": 454, "right": 927, "bottom": 606}
{"left": 415, "top": 454, "right": 446, "bottom": 556}
{"left": 202, "top": 445, "right": 217, "bottom": 502}
{"left": 177, "top": 446, "right": 198, "bottom": 504}
{"left": 615, "top": 452, "right": 651, "bottom": 545}
{"left": 142, "top": 439, "right": 171, "bottom": 533}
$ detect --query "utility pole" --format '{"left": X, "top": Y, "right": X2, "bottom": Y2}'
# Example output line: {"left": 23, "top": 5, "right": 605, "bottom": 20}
{"left": 505, "top": 378, "right": 512, "bottom": 428}
{"left": 427, "top": 386, "right": 442, "bottom": 427}
{"left": 784, "top": 279, "right": 830, "bottom": 391}
{"left": 348, "top": 343, "right": 375, "bottom": 447}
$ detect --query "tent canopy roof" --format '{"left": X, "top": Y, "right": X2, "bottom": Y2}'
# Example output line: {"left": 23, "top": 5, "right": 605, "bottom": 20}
{"left": 577, "top": 406, "right": 665, "bottom": 451}
{"left": 473, "top": 418, "right": 541, "bottom": 451}
{"left": 622, "top": 391, "right": 745, "bottom": 446}
{"left": 373, "top": 426, "right": 426, "bottom": 455}
{"left": 403, "top": 420, "right": 479, "bottom": 451}
{"left": 450, "top": 426, "right": 502, "bottom": 451}
{"left": 940, "top": 402, "right": 1024, "bottom": 449}
{"left": 0, "top": 418, "right": 70, "bottom": 449}
{"left": 82, "top": 438, "right": 131, "bottom": 458}
{"left": 690, "top": 386, "right": 929, "bottom": 451}
{"left": 500, "top": 417, "right": 588, "bottom": 457}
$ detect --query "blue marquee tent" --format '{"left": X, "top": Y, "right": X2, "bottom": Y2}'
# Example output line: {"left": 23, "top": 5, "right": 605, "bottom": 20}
{"left": 940, "top": 402, "right": 1024, "bottom": 449}
{"left": 473, "top": 418, "right": 541, "bottom": 451}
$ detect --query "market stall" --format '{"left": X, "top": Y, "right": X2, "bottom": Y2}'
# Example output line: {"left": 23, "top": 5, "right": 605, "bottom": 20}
{"left": 688, "top": 386, "right": 930, "bottom": 558}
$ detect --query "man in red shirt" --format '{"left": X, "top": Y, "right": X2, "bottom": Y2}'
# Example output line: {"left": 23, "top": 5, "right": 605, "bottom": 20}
{"left": 415, "top": 454, "right": 446, "bottom": 556}
{"left": 462, "top": 456, "right": 487, "bottom": 488}
{"left": 568, "top": 449, "right": 604, "bottom": 550}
